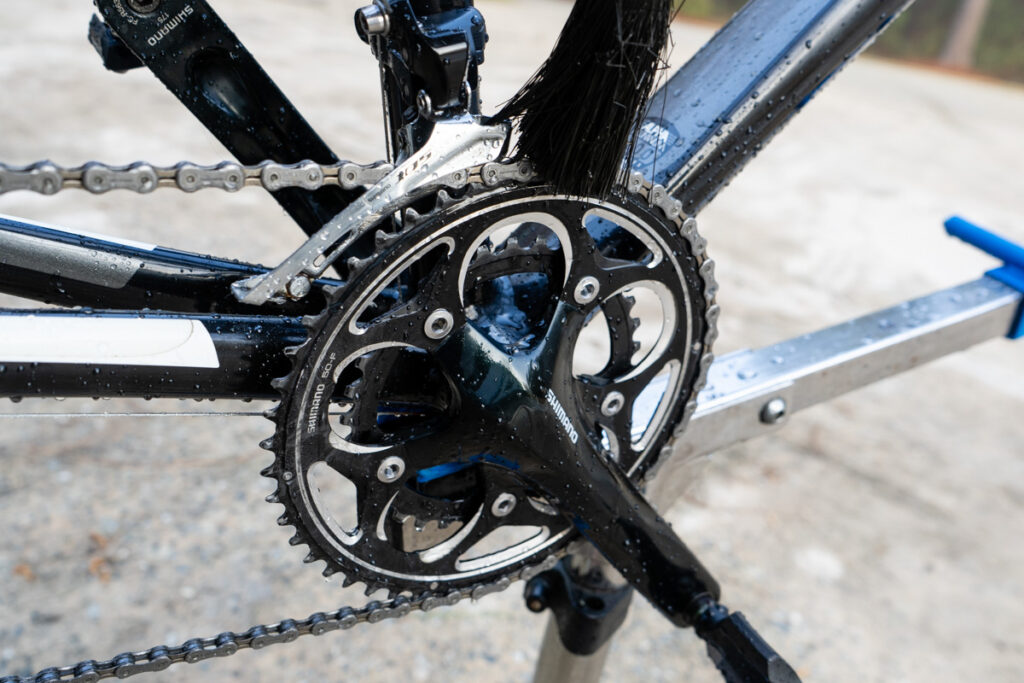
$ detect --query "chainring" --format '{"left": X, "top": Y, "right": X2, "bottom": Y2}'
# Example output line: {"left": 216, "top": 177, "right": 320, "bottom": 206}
{"left": 265, "top": 182, "right": 717, "bottom": 597}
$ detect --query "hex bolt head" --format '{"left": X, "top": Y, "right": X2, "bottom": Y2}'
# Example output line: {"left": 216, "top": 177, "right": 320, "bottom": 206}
{"left": 601, "top": 391, "right": 626, "bottom": 417}
{"left": 377, "top": 456, "right": 406, "bottom": 483}
{"left": 424, "top": 309, "right": 454, "bottom": 340}
{"left": 491, "top": 493, "right": 517, "bottom": 518}
{"left": 416, "top": 90, "right": 434, "bottom": 119}
{"left": 760, "top": 397, "right": 788, "bottom": 425}
{"left": 574, "top": 276, "right": 600, "bottom": 305}
{"left": 356, "top": 4, "right": 389, "bottom": 36}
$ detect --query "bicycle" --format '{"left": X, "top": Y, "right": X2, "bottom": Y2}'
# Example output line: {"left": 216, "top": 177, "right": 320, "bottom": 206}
{"left": 2, "top": 0, "right": 1024, "bottom": 679}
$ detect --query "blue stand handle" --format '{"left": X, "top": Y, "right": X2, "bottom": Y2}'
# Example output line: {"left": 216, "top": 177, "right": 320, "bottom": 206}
{"left": 945, "top": 216, "right": 1024, "bottom": 339}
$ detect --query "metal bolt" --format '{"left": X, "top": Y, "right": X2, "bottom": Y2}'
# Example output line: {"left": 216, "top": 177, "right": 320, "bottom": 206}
{"left": 601, "top": 391, "right": 625, "bottom": 417}
{"left": 286, "top": 275, "right": 312, "bottom": 300}
{"left": 127, "top": 0, "right": 161, "bottom": 13}
{"left": 424, "top": 309, "right": 454, "bottom": 340}
{"left": 574, "top": 276, "right": 600, "bottom": 305}
{"left": 377, "top": 456, "right": 406, "bottom": 483}
{"left": 760, "top": 397, "right": 788, "bottom": 425}
{"left": 356, "top": 4, "right": 390, "bottom": 36}
{"left": 416, "top": 90, "right": 434, "bottom": 119}
{"left": 491, "top": 493, "right": 517, "bottom": 518}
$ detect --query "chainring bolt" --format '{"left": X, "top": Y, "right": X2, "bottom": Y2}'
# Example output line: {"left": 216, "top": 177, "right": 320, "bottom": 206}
{"left": 491, "top": 493, "right": 517, "bottom": 518}
{"left": 286, "top": 276, "right": 312, "bottom": 300}
{"left": 601, "top": 391, "right": 625, "bottom": 417}
{"left": 377, "top": 456, "right": 406, "bottom": 483}
{"left": 424, "top": 309, "right": 455, "bottom": 340}
{"left": 574, "top": 277, "right": 600, "bottom": 305}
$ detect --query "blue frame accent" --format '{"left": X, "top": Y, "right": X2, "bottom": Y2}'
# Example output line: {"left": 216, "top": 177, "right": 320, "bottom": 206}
{"left": 945, "top": 216, "right": 1024, "bottom": 339}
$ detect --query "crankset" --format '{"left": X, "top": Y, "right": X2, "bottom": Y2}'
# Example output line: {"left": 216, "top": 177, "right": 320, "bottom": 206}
{"left": 268, "top": 180, "right": 717, "bottom": 596}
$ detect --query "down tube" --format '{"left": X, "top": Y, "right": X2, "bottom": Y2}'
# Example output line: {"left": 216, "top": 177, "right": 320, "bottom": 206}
{"left": 632, "top": 0, "right": 914, "bottom": 215}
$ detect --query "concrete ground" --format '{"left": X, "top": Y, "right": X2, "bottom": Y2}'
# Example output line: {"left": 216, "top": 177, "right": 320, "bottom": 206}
{"left": 1, "top": 1, "right": 1023, "bottom": 681}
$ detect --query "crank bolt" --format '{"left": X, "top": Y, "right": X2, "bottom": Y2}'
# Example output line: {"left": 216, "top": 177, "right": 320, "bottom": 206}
{"left": 601, "top": 391, "right": 625, "bottom": 417}
{"left": 377, "top": 456, "right": 406, "bottom": 483}
{"left": 424, "top": 309, "right": 454, "bottom": 340}
{"left": 760, "top": 397, "right": 788, "bottom": 425}
{"left": 356, "top": 4, "right": 390, "bottom": 37}
{"left": 286, "top": 275, "right": 312, "bottom": 300}
{"left": 491, "top": 493, "right": 517, "bottom": 518}
{"left": 127, "top": 0, "right": 161, "bottom": 13}
{"left": 574, "top": 277, "right": 600, "bottom": 305}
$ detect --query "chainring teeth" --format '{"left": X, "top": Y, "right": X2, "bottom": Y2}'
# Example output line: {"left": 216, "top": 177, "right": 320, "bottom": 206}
{"left": 263, "top": 179, "right": 718, "bottom": 600}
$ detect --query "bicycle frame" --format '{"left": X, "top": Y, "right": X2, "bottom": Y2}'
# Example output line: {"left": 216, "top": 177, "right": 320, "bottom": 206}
{"left": 0, "top": 0, "right": 912, "bottom": 402}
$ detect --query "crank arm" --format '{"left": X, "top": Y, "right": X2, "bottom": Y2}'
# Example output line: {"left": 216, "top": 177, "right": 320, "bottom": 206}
{"left": 431, "top": 318, "right": 800, "bottom": 681}
{"left": 93, "top": 0, "right": 359, "bottom": 236}
{"left": 525, "top": 435, "right": 801, "bottom": 682}
{"left": 231, "top": 115, "right": 507, "bottom": 305}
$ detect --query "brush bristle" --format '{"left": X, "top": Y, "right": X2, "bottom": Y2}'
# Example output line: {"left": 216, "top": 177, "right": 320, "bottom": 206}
{"left": 495, "top": 0, "right": 674, "bottom": 197}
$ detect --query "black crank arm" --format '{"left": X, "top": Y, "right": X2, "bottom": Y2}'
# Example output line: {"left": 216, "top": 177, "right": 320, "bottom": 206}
{"left": 527, "top": 446, "right": 800, "bottom": 682}
{"left": 93, "top": 0, "right": 360, "bottom": 236}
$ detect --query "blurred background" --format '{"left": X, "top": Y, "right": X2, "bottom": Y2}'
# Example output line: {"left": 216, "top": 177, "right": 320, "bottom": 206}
{"left": 0, "top": 1, "right": 1022, "bottom": 682}
{"left": 681, "top": 0, "right": 1024, "bottom": 84}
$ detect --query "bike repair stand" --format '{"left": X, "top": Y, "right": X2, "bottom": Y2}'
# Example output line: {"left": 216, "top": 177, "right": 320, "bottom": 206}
{"left": 527, "top": 217, "right": 1024, "bottom": 682}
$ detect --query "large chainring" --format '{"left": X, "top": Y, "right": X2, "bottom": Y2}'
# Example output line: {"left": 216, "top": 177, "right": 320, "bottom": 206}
{"left": 266, "top": 183, "right": 716, "bottom": 596}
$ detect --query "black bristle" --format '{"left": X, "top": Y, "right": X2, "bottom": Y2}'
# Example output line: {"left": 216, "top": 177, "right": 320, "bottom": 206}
{"left": 495, "top": 0, "right": 675, "bottom": 197}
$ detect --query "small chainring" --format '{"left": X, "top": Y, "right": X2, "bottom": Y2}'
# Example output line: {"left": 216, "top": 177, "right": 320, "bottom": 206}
{"left": 265, "top": 183, "right": 715, "bottom": 596}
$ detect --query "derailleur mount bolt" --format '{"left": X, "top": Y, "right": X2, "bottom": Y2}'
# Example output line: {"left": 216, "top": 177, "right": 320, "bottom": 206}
{"left": 491, "top": 493, "right": 517, "bottom": 518}
{"left": 574, "top": 276, "right": 600, "bottom": 305}
{"left": 601, "top": 391, "right": 625, "bottom": 417}
{"left": 416, "top": 90, "right": 436, "bottom": 120}
{"left": 424, "top": 308, "right": 454, "bottom": 340}
{"left": 760, "top": 397, "right": 788, "bottom": 425}
{"left": 377, "top": 456, "right": 406, "bottom": 483}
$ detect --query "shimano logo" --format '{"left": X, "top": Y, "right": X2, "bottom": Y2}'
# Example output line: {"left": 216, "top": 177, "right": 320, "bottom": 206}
{"left": 307, "top": 383, "right": 326, "bottom": 434}
{"left": 147, "top": 5, "right": 194, "bottom": 46}
{"left": 546, "top": 389, "right": 579, "bottom": 444}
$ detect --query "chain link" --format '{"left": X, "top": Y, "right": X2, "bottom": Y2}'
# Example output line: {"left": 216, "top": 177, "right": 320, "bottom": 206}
{"left": 0, "top": 159, "right": 400, "bottom": 196}
{"left": 0, "top": 159, "right": 537, "bottom": 197}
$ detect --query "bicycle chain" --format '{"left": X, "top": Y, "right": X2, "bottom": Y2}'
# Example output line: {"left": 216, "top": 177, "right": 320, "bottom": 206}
{"left": 0, "top": 155, "right": 714, "bottom": 682}
{"left": 0, "top": 158, "right": 536, "bottom": 196}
